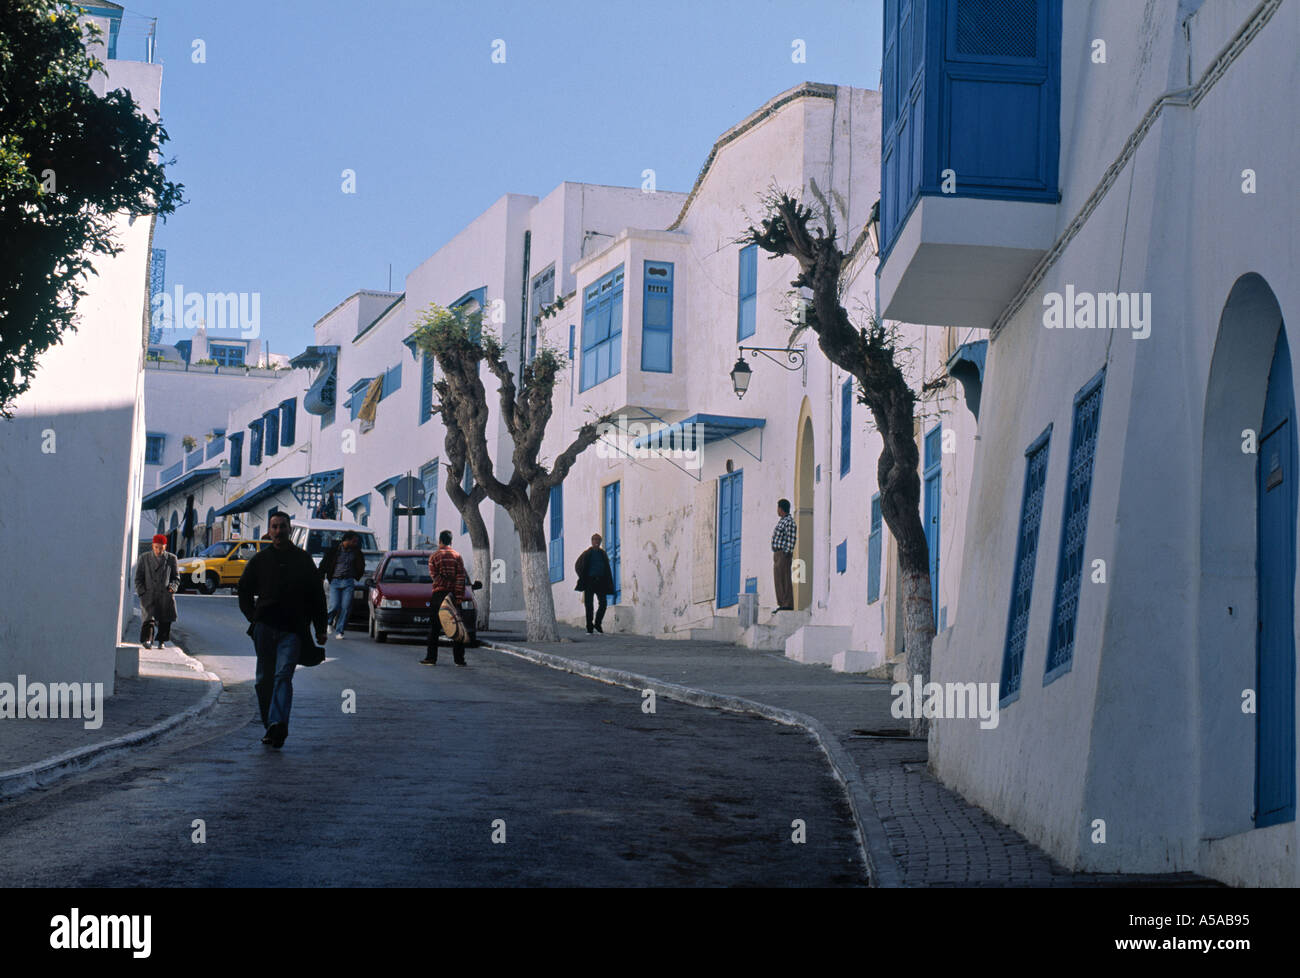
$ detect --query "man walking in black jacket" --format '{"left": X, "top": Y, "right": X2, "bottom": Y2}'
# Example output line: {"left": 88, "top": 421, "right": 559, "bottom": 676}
{"left": 237, "top": 512, "right": 327, "bottom": 748}
{"left": 574, "top": 534, "right": 615, "bottom": 634}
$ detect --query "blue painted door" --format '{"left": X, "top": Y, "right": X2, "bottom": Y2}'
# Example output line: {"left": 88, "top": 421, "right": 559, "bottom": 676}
{"left": 924, "top": 425, "right": 942, "bottom": 626}
{"left": 1257, "top": 328, "right": 1297, "bottom": 827}
{"left": 603, "top": 482, "right": 621, "bottom": 603}
{"left": 716, "top": 471, "right": 744, "bottom": 608}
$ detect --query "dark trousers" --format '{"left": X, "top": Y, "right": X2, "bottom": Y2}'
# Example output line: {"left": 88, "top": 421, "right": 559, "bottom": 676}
{"left": 253, "top": 622, "right": 300, "bottom": 730}
{"left": 583, "top": 590, "right": 607, "bottom": 630}
{"left": 426, "top": 589, "right": 465, "bottom": 663}
{"left": 140, "top": 618, "right": 172, "bottom": 645}
{"left": 773, "top": 550, "right": 794, "bottom": 609}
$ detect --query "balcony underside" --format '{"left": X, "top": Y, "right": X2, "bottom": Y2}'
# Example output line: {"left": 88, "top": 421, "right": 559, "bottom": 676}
{"left": 879, "top": 194, "right": 1058, "bottom": 329}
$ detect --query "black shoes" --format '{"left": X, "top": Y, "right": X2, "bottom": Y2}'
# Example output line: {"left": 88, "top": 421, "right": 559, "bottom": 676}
{"left": 266, "top": 722, "right": 287, "bottom": 748}
{"left": 594, "top": 623, "right": 603, "bottom": 633}
{"left": 419, "top": 656, "right": 436, "bottom": 665}
{"left": 586, "top": 626, "right": 594, "bottom": 634}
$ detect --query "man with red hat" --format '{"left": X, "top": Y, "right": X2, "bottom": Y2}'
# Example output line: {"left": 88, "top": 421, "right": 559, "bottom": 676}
{"left": 135, "top": 534, "right": 180, "bottom": 648}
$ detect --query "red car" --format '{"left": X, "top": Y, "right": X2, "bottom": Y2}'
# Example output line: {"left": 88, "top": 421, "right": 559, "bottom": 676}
{"left": 367, "top": 550, "right": 480, "bottom": 645}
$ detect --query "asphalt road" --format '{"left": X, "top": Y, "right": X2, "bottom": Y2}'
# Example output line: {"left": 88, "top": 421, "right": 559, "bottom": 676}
{"left": 0, "top": 595, "right": 866, "bottom": 887}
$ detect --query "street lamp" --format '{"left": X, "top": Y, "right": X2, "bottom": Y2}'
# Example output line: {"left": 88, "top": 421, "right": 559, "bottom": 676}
{"left": 730, "top": 346, "right": 807, "bottom": 399}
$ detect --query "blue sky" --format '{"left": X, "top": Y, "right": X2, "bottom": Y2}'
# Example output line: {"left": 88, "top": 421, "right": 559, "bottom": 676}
{"left": 141, "top": 0, "right": 884, "bottom": 355}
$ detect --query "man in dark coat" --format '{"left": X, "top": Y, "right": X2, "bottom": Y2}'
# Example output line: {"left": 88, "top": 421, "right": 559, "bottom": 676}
{"left": 574, "top": 533, "right": 615, "bottom": 634}
{"left": 321, "top": 531, "right": 365, "bottom": 639}
{"left": 135, "top": 534, "right": 180, "bottom": 648}
{"left": 237, "top": 512, "right": 327, "bottom": 749}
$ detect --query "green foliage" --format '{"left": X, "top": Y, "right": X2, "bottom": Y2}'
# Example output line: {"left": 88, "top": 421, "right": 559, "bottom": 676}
{"left": 409, "top": 302, "right": 485, "bottom": 363}
{"left": 0, "top": 0, "right": 185, "bottom": 415}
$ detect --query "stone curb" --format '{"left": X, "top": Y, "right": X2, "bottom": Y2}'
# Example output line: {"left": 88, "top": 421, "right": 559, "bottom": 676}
{"left": 484, "top": 639, "right": 904, "bottom": 888}
{"left": 0, "top": 646, "right": 223, "bottom": 805}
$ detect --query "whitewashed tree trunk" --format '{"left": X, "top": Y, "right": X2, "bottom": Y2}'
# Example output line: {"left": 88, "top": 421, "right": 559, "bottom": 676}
{"left": 472, "top": 545, "right": 491, "bottom": 630}
{"left": 901, "top": 566, "right": 935, "bottom": 736}
{"left": 520, "top": 548, "right": 558, "bottom": 642}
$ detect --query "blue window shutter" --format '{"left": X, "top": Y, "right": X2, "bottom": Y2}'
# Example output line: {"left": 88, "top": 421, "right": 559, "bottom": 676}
{"left": 641, "top": 261, "right": 673, "bottom": 373}
{"left": 383, "top": 362, "right": 402, "bottom": 398}
{"left": 1044, "top": 367, "right": 1105, "bottom": 683}
{"left": 840, "top": 378, "right": 853, "bottom": 476}
{"left": 737, "top": 244, "right": 757, "bottom": 339}
{"left": 568, "top": 324, "right": 575, "bottom": 361}
{"left": 263, "top": 410, "right": 279, "bottom": 456}
{"left": 145, "top": 434, "right": 164, "bottom": 465}
{"left": 420, "top": 352, "right": 434, "bottom": 424}
{"left": 549, "top": 483, "right": 564, "bottom": 583}
{"left": 228, "top": 432, "right": 243, "bottom": 478}
{"left": 867, "top": 495, "right": 882, "bottom": 602}
{"left": 836, "top": 540, "right": 848, "bottom": 574}
{"left": 999, "top": 425, "right": 1051, "bottom": 701}
{"left": 279, "top": 398, "right": 296, "bottom": 447}
{"left": 580, "top": 266, "right": 625, "bottom": 391}
{"left": 248, "top": 419, "right": 263, "bottom": 466}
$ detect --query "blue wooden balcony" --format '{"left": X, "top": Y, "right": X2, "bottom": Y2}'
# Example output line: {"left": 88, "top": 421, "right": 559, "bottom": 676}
{"left": 878, "top": 0, "right": 1061, "bottom": 328}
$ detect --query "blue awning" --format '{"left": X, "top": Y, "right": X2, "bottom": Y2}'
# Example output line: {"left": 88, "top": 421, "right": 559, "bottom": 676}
{"left": 142, "top": 467, "right": 220, "bottom": 509}
{"left": 630, "top": 413, "right": 766, "bottom": 451}
{"left": 214, "top": 477, "right": 297, "bottom": 516}
{"left": 374, "top": 474, "right": 403, "bottom": 496}
{"left": 947, "top": 340, "right": 988, "bottom": 419}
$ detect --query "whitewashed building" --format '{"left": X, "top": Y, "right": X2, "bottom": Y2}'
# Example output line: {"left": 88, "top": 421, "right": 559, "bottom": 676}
{"left": 875, "top": 0, "right": 1298, "bottom": 885}
{"left": 0, "top": 4, "right": 164, "bottom": 690}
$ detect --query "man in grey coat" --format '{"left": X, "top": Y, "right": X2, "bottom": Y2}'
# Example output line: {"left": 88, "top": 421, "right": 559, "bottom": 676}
{"left": 135, "top": 533, "right": 180, "bottom": 648}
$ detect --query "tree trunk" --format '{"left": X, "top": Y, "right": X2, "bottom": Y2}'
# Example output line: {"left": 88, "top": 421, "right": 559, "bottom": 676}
{"left": 471, "top": 545, "right": 491, "bottom": 629}
{"left": 513, "top": 511, "right": 558, "bottom": 642}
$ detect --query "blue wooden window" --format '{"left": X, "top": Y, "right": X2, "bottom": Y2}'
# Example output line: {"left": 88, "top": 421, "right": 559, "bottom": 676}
{"left": 347, "top": 378, "right": 374, "bottom": 421}
{"left": 418, "top": 461, "right": 438, "bottom": 543}
{"left": 880, "top": 0, "right": 1061, "bottom": 257}
{"left": 247, "top": 418, "right": 264, "bottom": 466}
{"left": 262, "top": 409, "right": 279, "bottom": 456}
{"left": 603, "top": 481, "right": 622, "bottom": 603}
{"left": 868, "top": 494, "right": 882, "bottom": 603}
{"left": 279, "top": 398, "right": 296, "bottom": 447}
{"left": 737, "top": 244, "right": 757, "bottom": 339}
{"left": 580, "top": 266, "right": 624, "bottom": 392}
{"left": 529, "top": 265, "right": 555, "bottom": 363}
{"left": 548, "top": 483, "right": 564, "bottom": 583}
{"left": 998, "top": 426, "right": 1051, "bottom": 702}
{"left": 228, "top": 432, "right": 243, "bottom": 478}
{"left": 419, "top": 352, "right": 435, "bottom": 424}
{"left": 451, "top": 287, "right": 487, "bottom": 344}
{"left": 836, "top": 540, "right": 848, "bottom": 574}
{"left": 382, "top": 362, "right": 402, "bottom": 399}
{"left": 840, "top": 378, "right": 853, "bottom": 476}
{"left": 210, "top": 343, "right": 245, "bottom": 366}
{"left": 145, "top": 433, "right": 164, "bottom": 465}
{"left": 1045, "top": 368, "right": 1105, "bottom": 684}
{"left": 641, "top": 261, "right": 673, "bottom": 373}
{"left": 716, "top": 471, "right": 743, "bottom": 608}
{"left": 568, "top": 324, "right": 575, "bottom": 361}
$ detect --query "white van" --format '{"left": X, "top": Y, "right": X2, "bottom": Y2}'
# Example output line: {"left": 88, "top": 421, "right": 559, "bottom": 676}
{"left": 289, "top": 518, "right": 381, "bottom": 565}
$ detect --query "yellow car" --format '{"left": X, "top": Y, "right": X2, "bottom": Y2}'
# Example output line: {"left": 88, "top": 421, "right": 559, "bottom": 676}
{"left": 177, "top": 539, "right": 267, "bottom": 594}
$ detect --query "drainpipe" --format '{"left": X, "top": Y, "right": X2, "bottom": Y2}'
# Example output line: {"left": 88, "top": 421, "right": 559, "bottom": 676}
{"left": 518, "top": 231, "right": 531, "bottom": 380}
{"left": 821, "top": 355, "right": 833, "bottom": 613}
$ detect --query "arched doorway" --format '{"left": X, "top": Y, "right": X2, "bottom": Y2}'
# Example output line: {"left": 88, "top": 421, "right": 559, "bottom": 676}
{"left": 793, "top": 398, "right": 815, "bottom": 611}
{"left": 1199, "top": 273, "right": 1295, "bottom": 835}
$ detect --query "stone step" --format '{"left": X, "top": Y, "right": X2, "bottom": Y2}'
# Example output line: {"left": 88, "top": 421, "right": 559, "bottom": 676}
{"left": 831, "top": 649, "right": 885, "bottom": 674}
{"left": 785, "top": 624, "right": 854, "bottom": 665}
{"left": 739, "top": 610, "right": 811, "bottom": 650}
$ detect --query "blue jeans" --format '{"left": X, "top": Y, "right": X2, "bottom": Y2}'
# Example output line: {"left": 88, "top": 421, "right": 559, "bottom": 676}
{"left": 253, "top": 622, "right": 300, "bottom": 729}
{"left": 327, "top": 578, "right": 357, "bottom": 634}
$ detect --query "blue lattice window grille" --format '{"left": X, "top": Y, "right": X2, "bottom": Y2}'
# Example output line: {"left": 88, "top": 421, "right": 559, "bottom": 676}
{"left": 418, "top": 461, "right": 439, "bottom": 543}
{"left": 836, "top": 540, "right": 848, "bottom": 574}
{"left": 419, "top": 352, "right": 435, "bottom": 424}
{"left": 548, "top": 483, "right": 564, "bottom": 583}
{"left": 737, "top": 244, "right": 757, "bottom": 339}
{"left": 210, "top": 343, "right": 245, "bottom": 366}
{"left": 1044, "top": 368, "right": 1105, "bottom": 684}
{"left": 279, "top": 398, "right": 296, "bottom": 447}
{"left": 262, "top": 409, "right": 279, "bottom": 456}
{"left": 248, "top": 418, "right": 264, "bottom": 466}
{"left": 145, "top": 433, "right": 164, "bottom": 465}
{"left": 998, "top": 425, "right": 1051, "bottom": 703}
{"left": 228, "top": 432, "right": 243, "bottom": 478}
{"left": 868, "top": 494, "right": 882, "bottom": 603}
{"left": 840, "top": 378, "right": 853, "bottom": 476}
{"left": 641, "top": 261, "right": 673, "bottom": 373}
{"left": 580, "top": 266, "right": 624, "bottom": 392}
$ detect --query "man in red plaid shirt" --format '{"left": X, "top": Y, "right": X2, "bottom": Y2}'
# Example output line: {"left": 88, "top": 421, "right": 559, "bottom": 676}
{"left": 423, "top": 529, "right": 469, "bottom": 666}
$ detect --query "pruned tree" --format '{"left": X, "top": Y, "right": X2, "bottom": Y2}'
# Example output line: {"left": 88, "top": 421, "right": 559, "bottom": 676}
{"left": 742, "top": 191, "right": 934, "bottom": 732}
{"left": 432, "top": 387, "right": 493, "bottom": 629}
{"left": 411, "top": 303, "right": 608, "bottom": 642}
{"left": 1, "top": 0, "right": 185, "bottom": 415}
